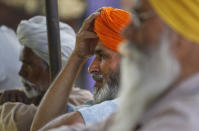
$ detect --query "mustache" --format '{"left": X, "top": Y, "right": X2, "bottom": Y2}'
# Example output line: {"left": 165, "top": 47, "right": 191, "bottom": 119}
{"left": 21, "top": 77, "right": 36, "bottom": 89}
{"left": 20, "top": 77, "right": 40, "bottom": 98}
{"left": 91, "top": 72, "right": 103, "bottom": 81}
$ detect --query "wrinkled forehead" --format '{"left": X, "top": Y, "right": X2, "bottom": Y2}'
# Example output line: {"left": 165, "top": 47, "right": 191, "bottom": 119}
{"left": 131, "top": 0, "right": 152, "bottom": 12}
{"left": 95, "top": 41, "right": 119, "bottom": 55}
{"left": 131, "top": 0, "right": 142, "bottom": 9}
{"left": 19, "top": 47, "right": 39, "bottom": 62}
{"left": 20, "top": 47, "right": 32, "bottom": 60}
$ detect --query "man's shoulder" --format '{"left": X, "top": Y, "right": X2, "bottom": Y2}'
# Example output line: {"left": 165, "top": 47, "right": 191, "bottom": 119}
{"left": 0, "top": 102, "right": 37, "bottom": 131}
{"left": 77, "top": 99, "right": 118, "bottom": 125}
{"left": 140, "top": 73, "right": 199, "bottom": 130}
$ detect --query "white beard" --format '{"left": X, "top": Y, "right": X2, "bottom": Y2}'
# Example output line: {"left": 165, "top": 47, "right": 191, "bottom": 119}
{"left": 93, "top": 83, "right": 118, "bottom": 104}
{"left": 21, "top": 77, "right": 40, "bottom": 98}
{"left": 24, "top": 86, "right": 40, "bottom": 98}
{"left": 109, "top": 34, "right": 180, "bottom": 131}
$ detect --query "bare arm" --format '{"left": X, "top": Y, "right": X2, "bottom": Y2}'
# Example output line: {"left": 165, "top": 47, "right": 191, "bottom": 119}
{"left": 31, "top": 11, "right": 100, "bottom": 131}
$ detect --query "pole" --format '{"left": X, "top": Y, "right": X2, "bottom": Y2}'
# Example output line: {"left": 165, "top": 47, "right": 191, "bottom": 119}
{"left": 45, "top": 0, "right": 62, "bottom": 82}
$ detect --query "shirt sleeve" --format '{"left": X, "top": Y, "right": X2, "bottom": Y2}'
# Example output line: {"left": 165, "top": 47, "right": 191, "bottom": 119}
{"left": 78, "top": 99, "right": 118, "bottom": 125}
{"left": 0, "top": 102, "right": 37, "bottom": 131}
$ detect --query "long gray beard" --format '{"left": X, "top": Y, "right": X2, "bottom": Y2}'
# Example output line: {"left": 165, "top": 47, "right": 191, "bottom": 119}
{"left": 109, "top": 34, "right": 180, "bottom": 131}
{"left": 93, "top": 72, "right": 120, "bottom": 104}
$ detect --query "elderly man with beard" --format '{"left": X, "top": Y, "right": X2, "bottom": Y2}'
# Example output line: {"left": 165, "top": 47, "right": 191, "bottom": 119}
{"left": 110, "top": 0, "right": 199, "bottom": 130}
{"left": 31, "top": 7, "right": 131, "bottom": 131}
{"left": 0, "top": 16, "right": 93, "bottom": 131}
{"left": 41, "top": 0, "right": 199, "bottom": 131}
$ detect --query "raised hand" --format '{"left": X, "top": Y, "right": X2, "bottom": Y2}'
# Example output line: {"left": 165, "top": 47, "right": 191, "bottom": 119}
{"left": 73, "top": 11, "right": 101, "bottom": 59}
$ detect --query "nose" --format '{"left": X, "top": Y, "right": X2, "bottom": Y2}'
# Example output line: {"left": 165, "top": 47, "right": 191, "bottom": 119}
{"left": 19, "top": 64, "right": 27, "bottom": 78}
{"left": 88, "top": 58, "right": 100, "bottom": 74}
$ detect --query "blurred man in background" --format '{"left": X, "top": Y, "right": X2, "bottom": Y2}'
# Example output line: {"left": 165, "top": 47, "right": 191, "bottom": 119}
{"left": 0, "top": 26, "right": 22, "bottom": 90}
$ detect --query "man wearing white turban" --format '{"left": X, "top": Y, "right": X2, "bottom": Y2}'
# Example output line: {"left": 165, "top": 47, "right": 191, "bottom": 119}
{"left": 0, "top": 26, "right": 23, "bottom": 90}
{"left": 17, "top": 16, "right": 76, "bottom": 66}
{"left": 0, "top": 16, "right": 93, "bottom": 131}
{"left": 16, "top": 16, "right": 77, "bottom": 103}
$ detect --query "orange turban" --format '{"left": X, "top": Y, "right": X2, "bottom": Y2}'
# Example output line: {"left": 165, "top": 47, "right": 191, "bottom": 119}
{"left": 94, "top": 7, "right": 131, "bottom": 52}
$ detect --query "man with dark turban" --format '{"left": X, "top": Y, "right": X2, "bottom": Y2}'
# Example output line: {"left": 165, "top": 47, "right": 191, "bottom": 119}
{"left": 37, "top": 0, "right": 199, "bottom": 131}
{"left": 30, "top": 7, "right": 131, "bottom": 131}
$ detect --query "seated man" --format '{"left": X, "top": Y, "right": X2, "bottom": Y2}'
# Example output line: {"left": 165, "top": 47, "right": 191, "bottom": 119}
{"left": 41, "top": 0, "right": 199, "bottom": 131}
{"left": 0, "top": 16, "right": 92, "bottom": 131}
{"left": 30, "top": 7, "right": 131, "bottom": 131}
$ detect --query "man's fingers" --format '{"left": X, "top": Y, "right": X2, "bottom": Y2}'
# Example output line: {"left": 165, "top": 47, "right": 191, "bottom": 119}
{"left": 80, "top": 12, "right": 100, "bottom": 32}
{"left": 96, "top": 7, "right": 104, "bottom": 12}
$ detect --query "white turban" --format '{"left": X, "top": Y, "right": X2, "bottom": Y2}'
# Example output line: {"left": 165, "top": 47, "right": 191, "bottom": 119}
{"left": 16, "top": 16, "right": 76, "bottom": 66}
{"left": 0, "top": 26, "right": 23, "bottom": 90}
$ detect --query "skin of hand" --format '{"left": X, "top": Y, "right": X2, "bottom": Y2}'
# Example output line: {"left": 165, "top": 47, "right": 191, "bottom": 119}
{"left": 73, "top": 10, "right": 102, "bottom": 59}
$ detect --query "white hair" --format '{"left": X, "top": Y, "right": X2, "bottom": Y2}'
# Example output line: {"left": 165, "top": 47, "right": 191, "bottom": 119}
{"left": 109, "top": 32, "right": 180, "bottom": 131}
{"left": 17, "top": 16, "right": 76, "bottom": 66}
{"left": 93, "top": 82, "right": 119, "bottom": 104}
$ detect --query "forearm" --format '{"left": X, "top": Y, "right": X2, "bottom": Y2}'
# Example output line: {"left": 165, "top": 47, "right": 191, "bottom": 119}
{"left": 31, "top": 53, "right": 87, "bottom": 131}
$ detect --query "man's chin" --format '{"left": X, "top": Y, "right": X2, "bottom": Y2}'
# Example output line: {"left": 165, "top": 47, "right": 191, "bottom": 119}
{"left": 94, "top": 82, "right": 103, "bottom": 90}
{"left": 93, "top": 83, "right": 118, "bottom": 104}
{"left": 23, "top": 84, "right": 32, "bottom": 92}
{"left": 24, "top": 86, "right": 40, "bottom": 98}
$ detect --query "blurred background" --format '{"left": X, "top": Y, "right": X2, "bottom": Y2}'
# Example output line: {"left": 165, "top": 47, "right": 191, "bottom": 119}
{"left": 0, "top": 0, "right": 132, "bottom": 93}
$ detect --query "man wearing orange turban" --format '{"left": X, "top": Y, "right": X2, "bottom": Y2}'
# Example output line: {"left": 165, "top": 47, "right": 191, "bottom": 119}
{"left": 30, "top": 7, "right": 131, "bottom": 131}
{"left": 32, "top": 1, "right": 199, "bottom": 131}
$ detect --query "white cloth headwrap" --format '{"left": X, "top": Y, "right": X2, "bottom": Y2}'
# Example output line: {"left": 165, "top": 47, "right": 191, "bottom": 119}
{"left": 0, "top": 26, "right": 23, "bottom": 90}
{"left": 17, "top": 16, "right": 76, "bottom": 66}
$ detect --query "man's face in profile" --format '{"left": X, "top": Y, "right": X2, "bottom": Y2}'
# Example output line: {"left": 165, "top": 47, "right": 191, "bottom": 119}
{"left": 88, "top": 42, "right": 121, "bottom": 104}
{"left": 19, "top": 47, "right": 50, "bottom": 98}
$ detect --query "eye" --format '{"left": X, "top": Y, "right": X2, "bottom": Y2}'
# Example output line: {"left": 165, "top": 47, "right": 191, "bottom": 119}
{"left": 133, "top": 9, "right": 144, "bottom": 23}
{"left": 23, "top": 63, "right": 33, "bottom": 72}
{"left": 135, "top": 9, "right": 156, "bottom": 23}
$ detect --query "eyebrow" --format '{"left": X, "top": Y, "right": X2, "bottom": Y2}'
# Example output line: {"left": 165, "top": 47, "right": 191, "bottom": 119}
{"left": 94, "top": 49, "right": 103, "bottom": 55}
{"left": 94, "top": 49, "right": 110, "bottom": 58}
{"left": 20, "top": 57, "right": 32, "bottom": 65}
